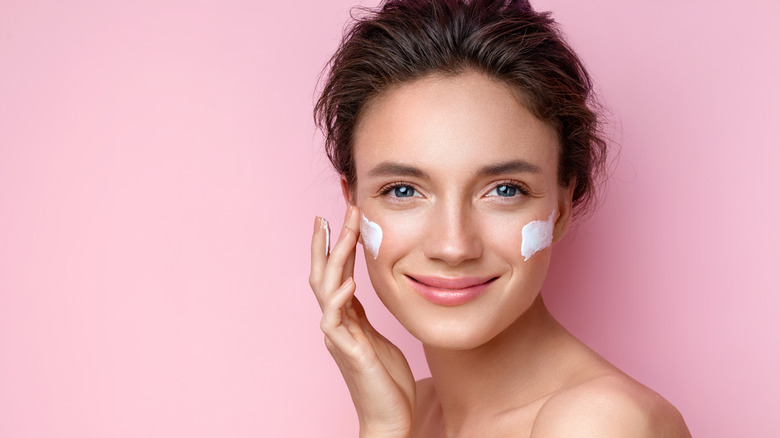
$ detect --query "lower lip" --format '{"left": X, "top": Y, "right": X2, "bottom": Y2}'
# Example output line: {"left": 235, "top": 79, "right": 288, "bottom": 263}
{"left": 407, "top": 276, "right": 494, "bottom": 306}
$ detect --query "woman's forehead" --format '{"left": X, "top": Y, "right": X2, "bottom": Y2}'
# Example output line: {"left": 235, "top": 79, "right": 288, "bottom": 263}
{"left": 353, "top": 72, "right": 560, "bottom": 175}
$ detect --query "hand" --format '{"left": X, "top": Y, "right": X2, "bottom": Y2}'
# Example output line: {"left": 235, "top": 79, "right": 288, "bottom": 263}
{"left": 310, "top": 205, "right": 416, "bottom": 438}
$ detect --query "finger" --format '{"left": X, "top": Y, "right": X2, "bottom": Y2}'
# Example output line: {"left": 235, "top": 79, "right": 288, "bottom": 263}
{"left": 309, "top": 216, "right": 330, "bottom": 294}
{"left": 350, "top": 297, "right": 381, "bottom": 338}
{"left": 321, "top": 205, "right": 361, "bottom": 296}
{"left": 320, "top": 277, "right": 356, "bottom": 332}
{"left": 343, "top": 296, "right": 371, "bottom": 340}
{"left": 320, "top": 278, "right": 360, "bottom": 351}
{"left": 350, "top": 295, "right": 368, "bottom": 320}
{"left": 342, "top": 242, "right": 356, "bottom": 285}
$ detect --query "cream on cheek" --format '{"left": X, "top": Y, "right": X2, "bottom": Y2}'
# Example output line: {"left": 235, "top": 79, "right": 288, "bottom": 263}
{"left": 360, "top": 214, "right": 383, "bottom": 259}
{"left": 520, "top": 209, "right": 556, "bottom": 261}
{"left": 358, "top": 210, "right": 554, "bottom": 262}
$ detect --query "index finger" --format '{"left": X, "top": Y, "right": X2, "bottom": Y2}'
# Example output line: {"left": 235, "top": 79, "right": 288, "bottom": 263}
{"left": 320, "top": 205, "right": 361, "bottom": 295}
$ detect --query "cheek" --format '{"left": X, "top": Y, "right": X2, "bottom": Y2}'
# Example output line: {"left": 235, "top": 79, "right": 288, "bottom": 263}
{"left": 362, "top": 213, "right": 424, "bottom": 303}
{"left": 362, "top": 209, "right": 555, "bottom": 265}
{"left": 480, "top": 215, "right": 525, "bottom": 261}
{"left": 362, "top": 212, "right": 425, "bottom": 263}
{"left": 480, "top": 210, "right": 555, "bottom": 263}
{"left": 520, "top": 209, "right": 556, "bottom": 261}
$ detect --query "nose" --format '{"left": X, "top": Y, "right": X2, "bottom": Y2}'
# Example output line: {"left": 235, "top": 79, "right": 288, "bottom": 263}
{"left": 422, "top": 200, "right": 483, "bottom": 266}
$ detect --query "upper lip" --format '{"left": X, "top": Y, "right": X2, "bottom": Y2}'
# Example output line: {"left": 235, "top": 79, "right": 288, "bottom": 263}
{"left": 407, "top": 275, "right": 497, "bottom": 290}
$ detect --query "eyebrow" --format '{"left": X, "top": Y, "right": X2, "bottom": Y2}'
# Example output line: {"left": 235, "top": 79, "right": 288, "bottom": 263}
{"left": 477, "top": 159, "right": 542, "bottom": 176}
{"left": 367, "top": 159, "right": 542, "bottom": 179}
{"left": 368, "top": 162, "right": 429, "bottom": 179}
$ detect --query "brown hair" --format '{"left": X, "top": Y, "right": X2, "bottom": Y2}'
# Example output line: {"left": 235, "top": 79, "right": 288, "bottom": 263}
{"left": 314, "top": 0, "right": 607, "bottom": 216}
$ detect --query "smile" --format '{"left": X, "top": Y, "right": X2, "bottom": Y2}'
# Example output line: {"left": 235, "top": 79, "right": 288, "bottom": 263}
{"left": 406, "top": 275, "right": 497, "bottom": 307}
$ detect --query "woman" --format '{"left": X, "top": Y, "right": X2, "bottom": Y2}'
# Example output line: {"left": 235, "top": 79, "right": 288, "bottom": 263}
{"left": 310, "top": 0, "right": 691, "bottom": 436}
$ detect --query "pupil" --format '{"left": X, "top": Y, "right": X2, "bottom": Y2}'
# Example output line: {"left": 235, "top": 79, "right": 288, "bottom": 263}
{"left": 498, "top": 185, "right": 516, "bottom": 197}
{"left": 395, "top": 186, "right": 413, "bottom": 197}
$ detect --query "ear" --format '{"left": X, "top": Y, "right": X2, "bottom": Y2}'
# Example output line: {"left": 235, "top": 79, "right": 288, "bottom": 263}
{"left": 552, "top": 178, "right": 575, "bottom": 244}
{"left": 340, "top": 176, "right": 354, "bottom": 206}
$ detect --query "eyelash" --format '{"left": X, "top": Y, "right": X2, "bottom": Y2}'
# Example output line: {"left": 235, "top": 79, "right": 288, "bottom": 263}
{"left": 377, "top": 180, "right": 530, "bottom": 198}
{"left": 487, "top": 179, "right": 531, "bottom": 198}
{"left": 378, "top": 182, "right": 421, "bottom": 198}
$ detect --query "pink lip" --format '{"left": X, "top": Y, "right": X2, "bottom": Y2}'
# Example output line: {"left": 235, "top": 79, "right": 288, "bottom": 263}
{"left": 407, "top": 275, "right": 496, "bottom": 306}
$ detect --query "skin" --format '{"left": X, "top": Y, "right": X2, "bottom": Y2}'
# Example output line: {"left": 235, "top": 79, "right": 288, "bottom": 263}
{"left": 309, "top": 71, "right": 691, "bottom": 438}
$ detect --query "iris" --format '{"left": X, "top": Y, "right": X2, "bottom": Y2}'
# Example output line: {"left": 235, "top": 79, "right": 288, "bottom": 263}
{"left": 394, "top": 186, "right": 415, "bottom": 197}
{"left": 496, "top": 184, "right": 516, "bottom": 197}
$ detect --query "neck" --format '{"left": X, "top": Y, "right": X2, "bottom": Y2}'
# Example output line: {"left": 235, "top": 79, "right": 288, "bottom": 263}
{"left": 422, "top": 295, "right": 571, "bottom": 432}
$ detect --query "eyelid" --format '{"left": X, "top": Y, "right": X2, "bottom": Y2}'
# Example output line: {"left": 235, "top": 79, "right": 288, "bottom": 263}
{"left": 377, "top": 181, "right": 425, "bottom": 198}
{"left": 376, "top": 179, "right": 529, "bottom": 199}
{"left": 484, "top": 179, "right": 530, "bottom": 197}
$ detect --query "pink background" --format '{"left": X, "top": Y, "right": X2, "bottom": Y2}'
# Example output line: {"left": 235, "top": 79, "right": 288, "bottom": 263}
{"left": 1, "top": 0, "right": 778, "bottom": 436}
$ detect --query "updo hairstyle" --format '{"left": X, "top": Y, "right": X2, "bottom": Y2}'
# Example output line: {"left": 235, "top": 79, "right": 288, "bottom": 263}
{"left": 314, "top": 0, "right": 608, "bottom": 216}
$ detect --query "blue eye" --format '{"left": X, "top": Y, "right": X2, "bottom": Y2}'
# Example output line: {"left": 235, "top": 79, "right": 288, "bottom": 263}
{"left": 393, "top": 185, "right": 415, "bottom": 197}
{"left": 486, "top": 182, "right": 527, "bottom": 198}
{"left": 496, "top": 184, "right": 517, "bottom": 197}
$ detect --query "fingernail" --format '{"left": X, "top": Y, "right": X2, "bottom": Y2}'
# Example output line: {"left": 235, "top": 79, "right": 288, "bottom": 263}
{"left": 317, "top": 216, "right": 328, "bottom": 229}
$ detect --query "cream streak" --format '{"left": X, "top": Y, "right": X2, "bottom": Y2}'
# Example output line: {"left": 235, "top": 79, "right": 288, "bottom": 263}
{"left": 320, "top": 217, "right": 330, "bottom": 256}
{"left": 520, "top": 209, "right": 556, "bottom": 261}
{"left": 360, "top": 214, "right": 383, "bottom": 259}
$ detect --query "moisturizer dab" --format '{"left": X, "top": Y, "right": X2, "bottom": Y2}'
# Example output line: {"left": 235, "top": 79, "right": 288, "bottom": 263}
{"left": 360, "top": 214, "right": 383, "bottom": 259}
{"left": 521, "top": 209, "right": 556, "bottom": 261}
{"left": 320, "top": 217, "right": 330, "bottom": 256}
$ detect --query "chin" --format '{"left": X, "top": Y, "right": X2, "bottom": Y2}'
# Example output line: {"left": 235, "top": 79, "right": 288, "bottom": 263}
{"left": 410, "top": 324, "right": 501, "bottom": 351}
{"left": 382, "top": 295, "right": 527, "bottom": 352}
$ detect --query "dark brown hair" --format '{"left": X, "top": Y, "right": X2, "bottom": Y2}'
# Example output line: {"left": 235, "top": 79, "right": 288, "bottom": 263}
{"left": 314, "top": 0, "right": 607, "bottom": 216}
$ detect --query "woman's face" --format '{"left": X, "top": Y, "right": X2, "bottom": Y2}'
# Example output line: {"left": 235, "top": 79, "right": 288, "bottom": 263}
{"left": 347, "top": 71, "right": 573, "bottom": 350}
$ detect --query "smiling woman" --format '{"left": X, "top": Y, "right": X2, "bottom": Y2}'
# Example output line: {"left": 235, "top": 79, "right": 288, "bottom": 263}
{"left": 352, "top": 73, "right": 564, "bottom": 352}
{"left": 309, "top": 1, "right": 691, "bottom": 437}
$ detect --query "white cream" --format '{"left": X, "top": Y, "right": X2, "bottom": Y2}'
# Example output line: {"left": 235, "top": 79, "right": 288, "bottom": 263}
{"left": 320, "top": 217, "right": 330, "bottom": 256}
{"left": 360, "top": 214, "right": 383, "bottom": 259}
{"left": 521, "top": 209, "right": 556, "bottom": 261}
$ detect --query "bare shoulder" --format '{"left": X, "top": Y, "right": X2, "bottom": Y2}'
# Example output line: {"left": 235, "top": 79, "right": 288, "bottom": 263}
{"left": 530, "top": 373, "right": 691, "bottom": 438}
